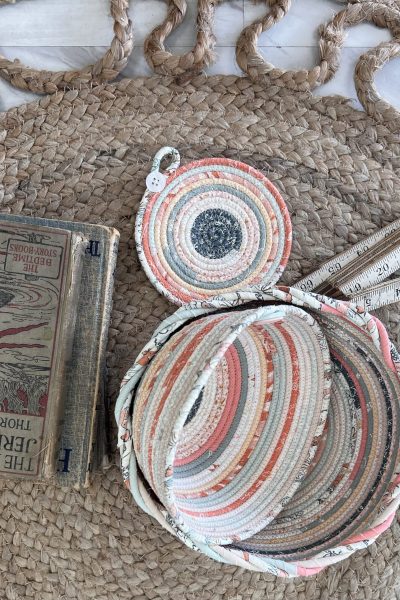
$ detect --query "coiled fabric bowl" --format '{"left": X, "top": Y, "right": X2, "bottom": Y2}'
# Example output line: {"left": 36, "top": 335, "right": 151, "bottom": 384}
{"left": 116, "top": 287, "right": 400, "bottom": 578}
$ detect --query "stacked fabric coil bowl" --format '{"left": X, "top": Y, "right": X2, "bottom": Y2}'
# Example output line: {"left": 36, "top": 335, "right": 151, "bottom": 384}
{"left": 116, "top": 287, "right": 400, "bottom": 578}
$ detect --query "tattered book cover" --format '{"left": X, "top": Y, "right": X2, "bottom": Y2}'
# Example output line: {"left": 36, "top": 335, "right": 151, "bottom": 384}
{"left": 0, "top": 223, "right": 81, "bottom": 479}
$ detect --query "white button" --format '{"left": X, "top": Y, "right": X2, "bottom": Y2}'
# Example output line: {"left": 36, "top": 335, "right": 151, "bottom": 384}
{"left": 146, "top": 171, "right": 167, "bottom": 193}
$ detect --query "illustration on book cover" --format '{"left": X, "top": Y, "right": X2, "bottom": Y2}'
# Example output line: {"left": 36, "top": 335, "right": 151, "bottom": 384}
{"left": 0, "top": 224, "right": 70, "bottom": 476}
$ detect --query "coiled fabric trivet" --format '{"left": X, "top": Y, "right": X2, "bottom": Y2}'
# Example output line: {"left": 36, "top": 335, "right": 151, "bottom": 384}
{"left": 116, "top": 287, "right": 400, "bottom": 578}
{"left": 135, "top": 147, "right": 292, "bottom": 305}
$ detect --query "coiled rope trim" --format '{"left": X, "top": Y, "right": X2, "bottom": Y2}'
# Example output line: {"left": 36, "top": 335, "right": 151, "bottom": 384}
{"left": 0, "top": 0, "right": 133, "bottom": 93}
{"left": 144, "top": 0, "right": 217, "bottom": 80}
{"left": 0, "top": 0, "right": 399, "bottom": 118}
{"left": 236, "top": 1, "right": 400, "bottom": 96}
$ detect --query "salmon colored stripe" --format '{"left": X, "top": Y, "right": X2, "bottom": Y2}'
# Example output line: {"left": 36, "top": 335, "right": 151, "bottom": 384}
{"left": 374, "top": 316, "right": 396, "bottom": 372}
{"left": 176, "top": 324, "right": 275, "bottom": 498}
{"left": 180, "top": 321, "right": 300, "bottom": 518}
{"left": 147, "top": 317, "right": 225, "bottom": 485}
{"left": 344, "top": 512, "right": 395, "bottom": 544}
{"left": 134, "top": 326, "right": 194, "bottom": 454}
{"left": 173, "top": 342, "right": 242, "bottom": 467}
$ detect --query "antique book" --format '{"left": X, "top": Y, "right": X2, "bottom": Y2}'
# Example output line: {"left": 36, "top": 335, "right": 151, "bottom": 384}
{"left": 0, "top": 220, "right": 85, "bottom": 479}
{"left": 0, "top": 214, "right": 120, "bottom": 487}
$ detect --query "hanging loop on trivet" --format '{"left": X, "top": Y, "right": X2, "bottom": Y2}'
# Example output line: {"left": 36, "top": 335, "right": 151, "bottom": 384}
{"left": 145, "top": 146, "right": 181, "bottom": 193}
{"left": 144, "top": 0, "right": 218, "bottom": 79}
{"left": 0, "top": 0, "right": 133, "bottom": 94}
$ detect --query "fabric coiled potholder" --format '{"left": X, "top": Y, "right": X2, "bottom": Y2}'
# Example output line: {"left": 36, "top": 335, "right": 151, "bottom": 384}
{"left": 1, "top": 0, "right": 400, "bottom": 597}
{"left": 115, "top": 287, "right": 400, "bottom": 578}
{"left": 135, "top": 147, "right": 292, "bottom": 305}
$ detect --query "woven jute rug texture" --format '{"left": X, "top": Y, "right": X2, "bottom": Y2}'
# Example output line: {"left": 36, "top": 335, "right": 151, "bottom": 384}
{"left": 0, "top": 0, "right": 400, "bottom": 598}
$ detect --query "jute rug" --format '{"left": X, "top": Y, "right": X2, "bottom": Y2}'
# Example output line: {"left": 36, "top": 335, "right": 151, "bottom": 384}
{"left": 0, "top": 0, "right": 400, "bottom": 598}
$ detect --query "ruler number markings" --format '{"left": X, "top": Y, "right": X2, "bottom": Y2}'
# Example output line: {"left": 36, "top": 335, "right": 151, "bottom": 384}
{"left": 295, "top": 219, "right": 400, "bottom": 309}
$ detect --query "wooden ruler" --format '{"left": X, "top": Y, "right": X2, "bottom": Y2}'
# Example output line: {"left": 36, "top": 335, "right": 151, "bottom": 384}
{"left": 351, "top": 278, "right": 400, "bottom": 310}
{"left": 294, "top": 219, "right": 400, "bottom": 310}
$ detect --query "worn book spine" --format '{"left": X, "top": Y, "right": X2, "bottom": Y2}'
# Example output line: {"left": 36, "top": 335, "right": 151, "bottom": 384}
{"left": 70, "top": 227, "right": 119, "bottom": 486}
{"left": 42, "top": 232, "right": 86, "bottom": 478}
{"left": 88, "top": 232, "right": 120, "bottom": 477}
{"left": 0, "top": 214, "right": 119, "bottom": 486}
{"left": 0, "top": 223, "right": 85, "bottom": 479}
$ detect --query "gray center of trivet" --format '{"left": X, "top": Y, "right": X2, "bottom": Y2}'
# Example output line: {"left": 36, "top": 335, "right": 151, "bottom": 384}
{"left": 190, "top": 208, "right": 242, "bottom": 260}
